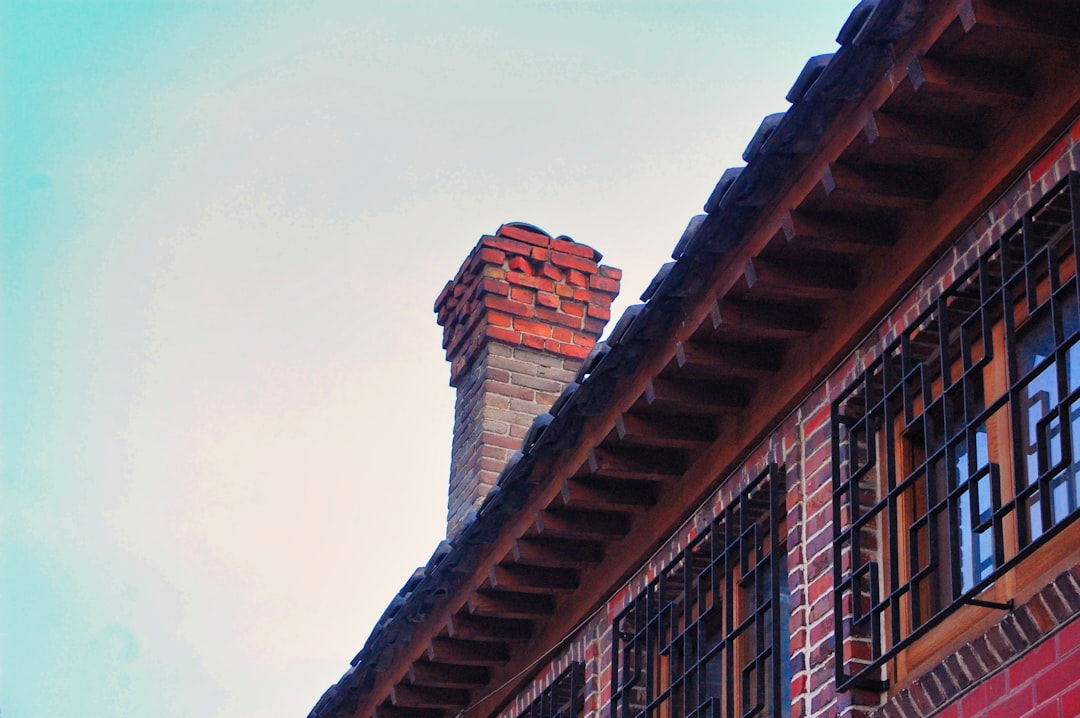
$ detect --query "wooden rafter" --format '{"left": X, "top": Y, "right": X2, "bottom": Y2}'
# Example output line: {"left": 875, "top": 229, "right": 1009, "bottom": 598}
{"left": 863, "top": 112, "right": 982, "bottom": 161}
{"left": 468, "top": 591, "right": 556, "bottom": 620}
{"left": 820, "top": 162, "right": 938, "bottom": 210}
{"left": 674, "top": 339, "right": 781, "bottom": 380}
{"left": 510, "top": 537, "right": 604, "bottom": 568}
{"left": 559, "top": 477, "right": 656, "bottom": 513}
{"left": 743, "top": 257, "right": 857, "bottom": 301}
{"left": 389, "top": 684, "right": 470, "bottom": 710}
{"left": 907, "top": 55, "right": 1030, "bottom": 108}
{"left": 708, "top": 299, "right": 819, "bottom": 340}
{"left": 613, "top": 412, "right": 715, "bottom": 451}
{"left": 489, "top": 563, "right": 580, "bottom": 593}
{"left": 446, "top": 614, "right": 533, "bottom": 643}
{"left": 533, "top": 509, "right": 631, "bottom": 541}
{"left": 426, "top": 638, "right": 510, "bottom": 666}
{"left": 585, "top": 445, "right": 687, "bottom": 481}
{"left": 408, "top": 662, "right": 490, "bottom": 689}
{"left": 641, "top": 376, "right": 745, "bottom": 416}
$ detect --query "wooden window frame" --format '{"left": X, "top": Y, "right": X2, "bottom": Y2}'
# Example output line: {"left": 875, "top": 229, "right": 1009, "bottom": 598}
{"left": 612, "top": 464, "right": 789, "bottom": 718}
{"left": 831, "top": 172, "right": 1080, "bottom": 692}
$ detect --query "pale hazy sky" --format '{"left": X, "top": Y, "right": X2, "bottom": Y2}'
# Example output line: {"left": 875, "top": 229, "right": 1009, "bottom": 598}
{"left": 2, "top": 2, "right": 855, "bottom": 716}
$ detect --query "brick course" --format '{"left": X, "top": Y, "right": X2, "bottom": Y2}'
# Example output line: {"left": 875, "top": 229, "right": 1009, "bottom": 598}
{"left": 437, "top": 223, "right": 620, "bottom": 539}
{"left": 493, "top": 121, "right": 1080, "bottom": 718}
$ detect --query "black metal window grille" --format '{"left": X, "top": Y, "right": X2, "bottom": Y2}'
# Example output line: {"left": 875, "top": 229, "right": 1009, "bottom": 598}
{"left": 612, "top": 464, "right": 788, "bottom": 718}
{"left": 521, "top": 662, "right": 585, "bottom": 718}
{"left": 831, "top": 172, "right": 1080, "bottom": 691}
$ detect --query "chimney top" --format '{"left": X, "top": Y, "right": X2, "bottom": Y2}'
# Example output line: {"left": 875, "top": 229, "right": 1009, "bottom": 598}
{"left": 435, "top": 223, "right": 621, "bottom": 538}
{"left": 435, "top": 222, "right": 620, "bottom": 386}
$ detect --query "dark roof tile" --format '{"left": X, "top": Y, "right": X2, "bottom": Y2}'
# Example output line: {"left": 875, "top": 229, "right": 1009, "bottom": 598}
{"left": 742, "top": 112, "right": 786, "bottom": 162}
{"left": 704, "top": 167, "right": 743, "bottom": 213}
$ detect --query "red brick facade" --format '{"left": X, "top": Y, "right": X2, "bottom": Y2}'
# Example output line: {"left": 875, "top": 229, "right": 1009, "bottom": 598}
{"left": 495, "top": 119, "right": 1080, "bottom": 718}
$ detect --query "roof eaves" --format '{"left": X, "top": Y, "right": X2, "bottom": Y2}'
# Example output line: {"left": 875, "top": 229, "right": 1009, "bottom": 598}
{"left": 309, "top": 2, "right": 929, "bottom": 716}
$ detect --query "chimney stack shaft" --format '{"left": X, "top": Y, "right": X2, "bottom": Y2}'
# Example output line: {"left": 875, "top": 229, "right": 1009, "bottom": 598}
{"left": 435, "top": 223, "right": 621, "bottom": 539}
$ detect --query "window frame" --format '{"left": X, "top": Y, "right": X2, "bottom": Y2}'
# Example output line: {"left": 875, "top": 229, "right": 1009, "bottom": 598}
{"left": 611, "top": 464, "right": 789, "bottom": 718}
{"left": 831, "top": 171, "right": 1080, "bottom": 692}
{"left": 520, "top": 662, "right": 585, "bottom": 718}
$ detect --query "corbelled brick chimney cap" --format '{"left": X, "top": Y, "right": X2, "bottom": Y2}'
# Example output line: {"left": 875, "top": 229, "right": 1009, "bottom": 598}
{"left": 434, "top": 222, "right": 621, "bottom": 386}
{"left": 435, "top": 222, "right": 621, "bottom": 539}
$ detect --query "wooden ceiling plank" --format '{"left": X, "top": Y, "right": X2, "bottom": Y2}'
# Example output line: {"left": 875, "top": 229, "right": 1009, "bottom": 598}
{"left": 642, "top": 376, "right": 746, "bottom": 416}
{"left": 408, "top": 662, "right": 491, "bottom": 689}
{"left": 426, "top": 638, "right": 510, "bottom": 667}
{"left": 510, "top": 537, "right": 604, "bottom": 568}
{"left": 585, "top": 445, "right": 686, "bottom": 481}
{"left": 962, "top": 0, "right": 1080, "bottom": 55}
{"left": 674, "top": 339, "right": 782, "bottom": 379}
{"left": 744, "top": 257, "right": 857, "bottom": 301}
{"left": 820, "top": 163, "right": 939, "bottom": 210}
{"left": 613, "top": 413, "right": 715, "bottom": 451}
{"left": 446, "top": 614, "right": 533, "bottom": 643}
{"left": 560, "top": 478, "right": 656, "bottom": 514}
{"left": 782, "top": 211, "right": 896, "bottom": 256}
{"left": 710, "top": 299, "right": 819, "bottom": 339}
{"left": 864, "top": 112, "right": 981, "bottom": 161}
{"left": 908, "top": 55, "right": 1031, "bottom": 108}
{"left": 533, "top": 509, "right": 631, "bottom": 542}
{"left": 389, "top": 684, "right": 470, "bottom": 709}
{"left": 489, "top": 563, "right": 580, "bottom": 593}
{"left": 468, "top": 590, "right": 556, "bottom": 620}
{"left": 373, "top": 705, "right": 446, "bottom": 718}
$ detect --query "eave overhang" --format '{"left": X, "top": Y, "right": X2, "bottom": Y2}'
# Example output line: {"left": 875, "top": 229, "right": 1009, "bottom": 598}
{"left": 309, "top": 1, "right": 1080, "bottom": 717}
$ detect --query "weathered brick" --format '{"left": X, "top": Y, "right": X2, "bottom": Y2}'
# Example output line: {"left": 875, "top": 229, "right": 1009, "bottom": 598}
{"left": 551, "top": 251, "right": 598, "bottom": 274}
{"left": 496, "top": 223, "right": 550, "bottom": 247}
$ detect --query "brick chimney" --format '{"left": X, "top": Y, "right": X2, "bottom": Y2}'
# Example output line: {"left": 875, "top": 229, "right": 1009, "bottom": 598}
{"left": 435, "top": 222, "right": 621, "bottom": 540}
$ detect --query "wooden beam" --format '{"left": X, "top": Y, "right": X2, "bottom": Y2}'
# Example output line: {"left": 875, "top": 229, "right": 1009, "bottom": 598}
{"left": 863, "top": 111, "right": 981, "bottom": 161}
{"left": 408, "top": 662, "right": 490, "bottom": 689}
{"left": 961, "top": 0, "right": 1080, "bottom": 55}
{"left": 426, "top": 638, "right": 510, "bottom": 666}
{"left": 642, "top": 376, "right": 745, "bottom": 415}
{"left": 710, "top": 299, "right": 819, "bottom": 339}
{"left": 534, "top": 509, "right": 631, "bottom": 541}
{"left": 489, "top": 563, "right": 580, "bottom": 593}
{"left": 744, "top": 256, "right": 857, "bottom": 301}
{"left": 820, "top": 162, "right": 939, "bottom": 210}
{"left": 908, "top": 55, "right": 1031, "bottom": 108}
{"left": 468, "top": 590, "right": 556, "bottom": 620}
{"left": 374, "top": 705, "right": 446, "bottom": 718}
{"left": 446, "top": 614, "right": 532, "bottom": 643}
{"left": 781, "top": 210, "right": 896, "bottom": 256}
{"left": 674, "top": 340, "right": 781, "bottom": 380}
{"left": 511, "top": 537, "right": 604, "bottom": 568}
{"left": 389, "top": 684, "right": 470, "bottom": 709}
{"left": 614, "top": 412, "right": 715, "bottom": 451}
{"left": 586, "top": 445, "right": 687, "bottom": 481}
{"left": 560, "top": 477, "right": 657, "bottom": 513}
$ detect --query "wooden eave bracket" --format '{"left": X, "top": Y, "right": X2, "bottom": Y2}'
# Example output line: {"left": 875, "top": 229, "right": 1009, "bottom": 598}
{"left": 959, "top": 0, "right": 1080, "bottom": 54}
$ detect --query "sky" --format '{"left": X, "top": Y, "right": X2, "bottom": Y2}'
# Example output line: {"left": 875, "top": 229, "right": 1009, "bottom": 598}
{"left": 1, "top": 2, "right": 856, "bottom": 716}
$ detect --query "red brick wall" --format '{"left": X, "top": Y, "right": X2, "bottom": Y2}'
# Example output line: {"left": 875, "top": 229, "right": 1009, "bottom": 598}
{"left": 495, "top": 120, "right": 1080, "bottom": 718}
{"left": 936, "top": 616, "right": 1080, "bottom": 718}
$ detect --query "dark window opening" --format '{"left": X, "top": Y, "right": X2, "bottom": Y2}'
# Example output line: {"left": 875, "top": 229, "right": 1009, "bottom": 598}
{"left": 612, "top": 464, "right": 789, "bottom": 718}
{"left": 831, "top": 172, "right": 1080, "bottom": 691}
{"left": 521, "top": 662, "right": 585, "bottom": 718}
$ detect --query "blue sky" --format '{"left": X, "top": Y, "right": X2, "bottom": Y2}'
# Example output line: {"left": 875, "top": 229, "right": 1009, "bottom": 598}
{"left": 2, "top": 2, "right": 856, "bottom": 716}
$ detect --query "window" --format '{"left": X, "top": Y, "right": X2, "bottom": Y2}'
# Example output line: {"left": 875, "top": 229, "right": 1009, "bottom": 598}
{"left": 612, "top": 464, "right": 789, "bottom": 718}
{"left": 521, "top": 663, "right": 585, "bottom": 718}
{"left": 831, "top": 172, "right": 1080, "bottom": 691}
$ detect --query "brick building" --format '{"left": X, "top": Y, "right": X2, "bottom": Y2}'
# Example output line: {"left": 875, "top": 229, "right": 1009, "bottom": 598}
{"left": 310, "top": 2, "right": 1080, "bottom": 718}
